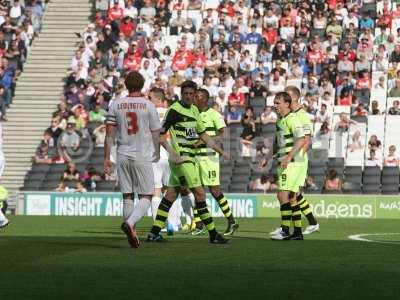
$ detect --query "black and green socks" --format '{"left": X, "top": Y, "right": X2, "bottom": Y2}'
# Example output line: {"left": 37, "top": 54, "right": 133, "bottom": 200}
{"left": 297, "top": 194, "right": 317, "bottom": 225}
{"left": 151, "top": 198, "right": 172, "bottom": 235}
{"left": 215, "top": 194, "right": 235, "bottom": 224}
{"left": 196, "top": 201, "right": 217, "bottom": 239}
{"left": 291, "top": 202, "right": 302, "bottom": 236}
{"left": 280, "top": 203, "right": 292, "bottom": 235}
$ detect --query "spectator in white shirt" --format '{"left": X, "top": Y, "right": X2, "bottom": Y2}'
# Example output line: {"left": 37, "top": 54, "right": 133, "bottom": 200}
{"left": 260, "top": 106, "right": 277, "bottom": 124}
{"left": 10, "top": 0, "right": 24, "bottom": 23}
{"left": 315, "top": 103, "right": 330, "bottom": 123}
{"left": 123, "top": 0, "right": 137, "bottom": 19}
{"left": 365, "top": 149, "right": 381, "bottom": 167}
{"left": 384, "top": 145, "right": 400, "bottom": 167}
{"left": 215, "top": 90, "right": 228, "bottom": 113}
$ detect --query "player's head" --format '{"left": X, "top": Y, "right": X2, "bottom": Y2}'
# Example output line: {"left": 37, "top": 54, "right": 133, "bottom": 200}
{"left": 285, "top": 85, "right": 301, "bottom": 108}
{"left": 148, "top": 87, "right": 165, "bottom": 107}
{"left": 274, "top": 91, "right": 292, "bottom": 117}
{"left": 125, "top": 71, "right": 145, "bottom": 93}
{"left": 180, "top": 80, "right": 198, "bottom": 105}
{"left": 195, "top": 88, "right": 210, "bottom": 111}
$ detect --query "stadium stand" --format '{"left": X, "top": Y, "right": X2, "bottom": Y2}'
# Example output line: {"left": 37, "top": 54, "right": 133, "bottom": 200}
{"left": 7, "top": 0, "right": 399, "bottom": 195}
{"left": 2, "top": 0, "right": 92, "bottom": 208}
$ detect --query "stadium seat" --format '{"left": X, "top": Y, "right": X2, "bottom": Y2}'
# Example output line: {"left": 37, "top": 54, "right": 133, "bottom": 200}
{"left": 96, "top": 181, "right": 116, "bottom": 191}
{"left": 50, "top": 164, "right": 67, "bottom": 173}
{"left": 309, "top": 166, "right": 326, "bottom": 176}
{"left": 343, "top": 182, "right": 362, "bottom": 194}
{"left": 363, "top": 166, "right": 381, "bottom": 177}
{"left": 363, "top": 176, "right": 381, "bottom": 184}
{"left": 344, "top": 166, "right": 362, "bottom": 176}
{"left": 250, "top": 97, "right": 266, "bottom": 108}
{"left": 328, "top": 157, "right": 344, "bottom": 166}
{"left": 362, "top": 184, "right": 381, "bottom": 194}
{"left": 228, "top": 182, "right": 248, "bottom": 193}
{"left": 31, "top": 164, "right": 51, "bottom": 173}
{"left": 261, "top": 123, "right": 276, "bottom": 134}
{"left": 45, "top": 173, "right": 63, "bottom": 181}
{"left": 75, "top": 163, "right": 88, "bottom": 173}
{"left": 21, "top": 180, "right": 42, "bottom": 191}
{"left": 381, "top": 184, "right": 399, "bottom": 195}
{"left": 381, "top": 167, "right": 400, "bottom": 190}
{"left": 25, "top": 171, "right": 46, "bottom": 182}
{"left": 220, "top": 183, "right": 229, "bottom": 193}
{"left": 41, "top": 180, "right": 60, "bottom": 190}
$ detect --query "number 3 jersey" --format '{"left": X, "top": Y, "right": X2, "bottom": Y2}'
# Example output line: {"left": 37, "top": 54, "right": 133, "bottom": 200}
{"left": 106, "top": 96, "right": 161, "bottom": 162}
{"left": 161, "top": 100, "right": 206, "bottom": 161}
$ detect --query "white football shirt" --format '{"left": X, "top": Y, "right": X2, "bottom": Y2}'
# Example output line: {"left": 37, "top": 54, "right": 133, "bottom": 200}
{"left": 106, "top": 96, "right": 161, "bottom": 162}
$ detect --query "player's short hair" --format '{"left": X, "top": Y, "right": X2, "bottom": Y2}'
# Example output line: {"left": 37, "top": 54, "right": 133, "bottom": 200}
{"left": 197, "top": 88, "right": 210, "bottom": 100}
{"left": 149, "top": 87, "right": 165, "bottom": 101}
{"left": 180, "top": 80, "right": 197, "bottom": 92}
{"left": 285, "top": 85, "right": 301, "bottom": 101}
{"left": 124, "top": 71, "right": 145, "bottom": 92}
{"left": 275, "top": 91, "right": 292, "bottom": 104}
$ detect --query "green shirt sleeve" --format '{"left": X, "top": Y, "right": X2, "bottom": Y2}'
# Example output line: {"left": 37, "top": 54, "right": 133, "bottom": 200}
{"left": 212, "top": 109, "right": 226, "bottom": 131}
{"left": 299, "top": 111, "right": 313, "bottom": 136}
{"left": 288, "top": 114, "right": 304, "bottom": 140}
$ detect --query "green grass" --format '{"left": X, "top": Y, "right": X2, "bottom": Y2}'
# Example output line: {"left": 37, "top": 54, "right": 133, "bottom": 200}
{"left": 1, "top": 216, "right": 400, "bottom": 300}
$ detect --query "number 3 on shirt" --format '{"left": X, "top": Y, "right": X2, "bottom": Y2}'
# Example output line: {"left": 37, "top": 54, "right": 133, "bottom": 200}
{"left": 126, "top": 112, "right": 139, "bottom": 135}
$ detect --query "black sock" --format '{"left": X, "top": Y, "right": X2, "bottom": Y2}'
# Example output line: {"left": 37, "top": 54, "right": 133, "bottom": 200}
{"left": 196, "top": 201, "right": 217, "bottom": 239}
{"left": 150, "top": 198, "right": 172, "bottom": 235}
{"left": 297, "top": 194, "right": 317, "bottom": 226}
{"left": 280, "top": 202, "right": 291, "bottom": 235}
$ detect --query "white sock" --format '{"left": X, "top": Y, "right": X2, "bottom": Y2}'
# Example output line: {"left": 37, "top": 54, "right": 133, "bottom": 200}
{"left": 123, "top": 198, "right": 134, "bottom": 222}
{"left": 0, "top": 208, "right": 7, "bottom": 222}
{"left": 151, "top": 196, "right": 162, "bottom": 221}
{"left": 167, "top": 200, "right": 182, "bottom": 230}
{"left": 127, "top": 197, "right": 151, "bottom": 227}
{"left": 181, "top": 194, "right": 194, "bottom": 225}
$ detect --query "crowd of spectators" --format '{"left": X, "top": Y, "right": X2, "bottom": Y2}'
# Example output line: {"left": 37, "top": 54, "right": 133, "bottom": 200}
{"left": 0, "top": 0, "right": 45, "bottom": 121}
{"left": 27, "top": 0, "right": 400, "bottom": 192}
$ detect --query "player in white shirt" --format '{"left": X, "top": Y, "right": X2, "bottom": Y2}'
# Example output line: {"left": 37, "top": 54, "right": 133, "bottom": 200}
{"left": 105, "top": 72, "right": 161, "bottom": 248}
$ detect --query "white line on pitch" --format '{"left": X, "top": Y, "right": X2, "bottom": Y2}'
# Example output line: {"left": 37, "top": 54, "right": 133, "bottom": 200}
{"left": 348, "top": 233, "right": 400, "bottom": 245}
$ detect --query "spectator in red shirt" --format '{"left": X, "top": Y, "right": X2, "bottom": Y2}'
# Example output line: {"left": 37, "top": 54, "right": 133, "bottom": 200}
{"left": 262, "top": 24, "right": 278, "bottom": 46}
{"left": 172, "top": 0, "right": 185, "bottom": 11}
{"left": 356, "top": 71, "right": 371, "bottom": 90}
{"left": 338, "top": 41, "right": 357, "bottom": 62}
{"left": 192, "top": 47, "right": 206, "bottom": 69}
{"left": 228, "top": 86, "right": 246, "bottom": 107}
{"left": 119, "top": 16, "right": 135, "bottom": 38}
{"left": 307, "top": 42, "right": 325, "bottom": 74}
{"left": 108, "top": 0, "right": 124, "bottom": 22}
{"left": 172, "top": 46, "right": 193, "bottom": 71}
{"left": 124, "top": 51, "right": 141, "bottom": 71}
{"left": 338, "top": 89, "right": 352, "bottom": 106}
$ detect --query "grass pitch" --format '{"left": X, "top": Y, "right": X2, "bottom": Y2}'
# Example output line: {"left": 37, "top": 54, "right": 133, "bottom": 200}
{"left": 1, "top": 216, "right": 399, "bottom": 300}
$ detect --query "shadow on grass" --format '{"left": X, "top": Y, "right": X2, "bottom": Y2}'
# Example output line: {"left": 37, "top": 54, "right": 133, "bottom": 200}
{"left": 2, "top": 235, "right": 400, "bottom": 300}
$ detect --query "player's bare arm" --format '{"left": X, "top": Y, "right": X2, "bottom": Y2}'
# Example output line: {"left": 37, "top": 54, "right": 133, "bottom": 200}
{"left": 303, "top": 135, "right": 311, "bottom": 152}
{"left": 195, "top": 127, "right": 225, "bottom": 148}
{"left": 151, "top": 128, "right": 161, "bottom": 162}
{"left": 104, "top": 124, "right": 116, "bottom": 175}
{"left": 200, "top": 132, "right": 229, "bottom": 160}
{"left": 159, "top": 133, "right": 186, "bottom": 164}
